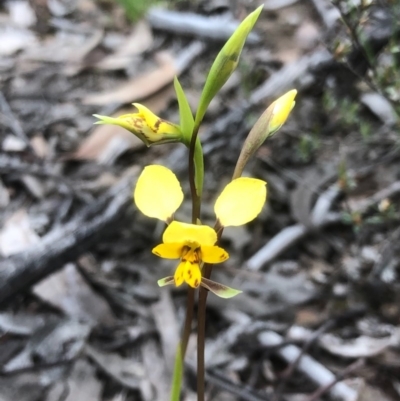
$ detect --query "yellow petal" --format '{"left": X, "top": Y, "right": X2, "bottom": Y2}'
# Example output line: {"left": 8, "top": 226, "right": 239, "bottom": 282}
{"left": 214, "top": 177, "right": 266, "bottom": 227}
{"left": 184, "top": 262, "right": 202, "bottom": 288}
{"left": 269, "top": 89, "right": 297, "bottom": 134}
{"left": 152, "top": 243, "right": 182, "bottom": 259}
{"left": 201, "top": 245, "right": 229, "bottom": 264}
{"left": 174, "top": 261, "right": 185, "bottom": 287}
{"left": 163, "top": 221, "right": 217, "bottom": 246}
{"left": 134, "top": 165, "right": 184, "bottom": 222}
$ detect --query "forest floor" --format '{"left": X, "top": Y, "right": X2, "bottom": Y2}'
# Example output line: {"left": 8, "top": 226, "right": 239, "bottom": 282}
{"left": 1, "top": 0, "right": 400, "bottom": 400}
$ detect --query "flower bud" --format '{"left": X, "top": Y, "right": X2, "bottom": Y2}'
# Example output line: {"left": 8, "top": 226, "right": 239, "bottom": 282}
{"left": 268, "top": 89, "right": 297, "bottom": 135}
{"left": 233, "top": 89, "right": 297, "bottom": 179}
{"left": 93, "top": 103, "right": 182, "bottom": 146}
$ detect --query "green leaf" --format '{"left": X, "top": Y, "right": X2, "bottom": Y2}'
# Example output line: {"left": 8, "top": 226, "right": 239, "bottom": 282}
{"left": 157, "top": 276, "right": 175, "bottom": 287}
{"left": 194, "top": 5, "right": 263, "bottom": 127}
{"left": 201, "top": 277, "right": 242, "bottom": 299}
{"left": 116, "top": 0, "right": 149, "bottom": 22}
{"left": 174, "top": 76, "right": 194, "bottom": 146}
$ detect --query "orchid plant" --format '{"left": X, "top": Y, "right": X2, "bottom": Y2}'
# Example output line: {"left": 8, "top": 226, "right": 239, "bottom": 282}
{"left": 94, "top": 5, "right": 296, "bottom": 401}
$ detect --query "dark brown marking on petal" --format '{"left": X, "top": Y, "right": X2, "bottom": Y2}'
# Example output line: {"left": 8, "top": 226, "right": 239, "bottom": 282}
{"left": 153, "top": 119, "right": 163, "bottom": 132}
{"left": 132, "top": 119, "right": 143, "bottom": 130}
{"left": 154, "top": 251, "right": 161, "bottom": 256}
{"left": 194, "top": 247, "right": 201, "bottom": 263}
{"left": 194, "top": 279, "right": 199, "bottom": 287}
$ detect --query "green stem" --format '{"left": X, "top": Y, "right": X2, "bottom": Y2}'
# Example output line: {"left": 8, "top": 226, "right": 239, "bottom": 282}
{"left": 170, "top": 288, "right": 195, "bottom": 401}
{"left": 188, "top": 124, "right": 202, "bottom": 223}
{"left": 170, "top": 345, "right": 183, "bottom": 401}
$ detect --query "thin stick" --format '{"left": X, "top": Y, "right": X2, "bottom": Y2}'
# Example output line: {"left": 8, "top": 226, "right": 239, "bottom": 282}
{"left": 197, "top": 282, "right": 208, "bottom": 401}
{"left": 180, "top": 288, "right": 195, "bottom": 357}
{"left": 304, "top": 358, "right": 364, "bottom": 401}
{"left": 197, "top": 221, "right": 224, "bottom": 401}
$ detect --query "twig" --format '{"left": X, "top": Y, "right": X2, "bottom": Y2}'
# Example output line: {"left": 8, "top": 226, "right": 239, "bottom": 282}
{"left": 246, "top": 183, "right": 342, "bottom": 270}
{"left": 303, "top": 358, "right": 364, "bottom": 401}
{"left": 186, "top": 362, "right": 270, "bottom": 401}
{"left": 0, "top": 358, "right": 75, "bottom": 377}
{"left": 258, "top": 331, "right": 358, "bottom": 401}
{"left": 309, "top": 0, "right": 340, "bottom": 29}
{"left": 0, "top": 154, "right": 92, "bottom": 203}
{"left": 272, "top": 320, "right": 335, "bottom": 401}
{"left": 0, "top": 171, "right": 137, "bottom": 305}
{"left": 247, "top": 178, "right": 400, "bottom": 271}
{"left": 147, "top": 8, "right": 260, "bottom": 43}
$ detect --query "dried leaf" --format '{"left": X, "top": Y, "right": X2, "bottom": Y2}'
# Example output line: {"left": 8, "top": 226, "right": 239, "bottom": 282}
{"left": 69, "top": 112, "right": 144, "bottom": 163}
{"left": 0, "top": 27, "right": 37, "bottom": 56}
{"left": 7, "top": 1, "right": 37, "bottom": 27}
{"left": 0, "top": 209, "right": 40, "bottom": 257}
{"left": 319, "top": 333, "right": 398, "bottom": 358}
{"left": 83, "top": 52, "right": 177, "bottom": 105}
{"left": 30, "top": 135, "right": 50, "bottom": 159}
{"left": 141, "top": 340, "right": 170, "bottom": 401}
{"left": 96, "top": 20, "right": 153, "bottom": 70}
{"left": 22, "top": 30, "right": 103, "bottom": 66}
{"left": 0, "top": 313, "right": 46, "bottom": 336}
{"left": 63, "top": 360, "right": 102, "bottom": 401}
{"left": 0, "top": 375, "right": 45, "bottom": 401}
{"left": 85, "top": 345, "right": 145, "bottom": 389}
{"left": 33, "top": 263, "right": 116, "bottom": 325}
{"left": 151, "top": 290, "right": 179, "bottom": 370}
{"left": 5, "top": 319, "right": 90, "bottom": 372}
{"left": 64, "top": 29, "right": 104, "bottom": 75}
{"left": 2, "top": 134, "right": 27, "bottom": 152}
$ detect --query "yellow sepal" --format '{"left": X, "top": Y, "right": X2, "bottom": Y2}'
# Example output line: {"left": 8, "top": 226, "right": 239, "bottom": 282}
{"left": 134, "top": 165, "right": 184, "bottom": 222}
{"left": 214, "top": 177, "right": 266, "bottom": 227}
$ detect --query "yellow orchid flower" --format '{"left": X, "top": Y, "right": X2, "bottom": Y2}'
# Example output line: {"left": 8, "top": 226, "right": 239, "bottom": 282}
{"left": 134, "top": 165, "right": 267, "bottom": 298}
{"left": 93, "top": 103, "right": 182, "bottom": 146}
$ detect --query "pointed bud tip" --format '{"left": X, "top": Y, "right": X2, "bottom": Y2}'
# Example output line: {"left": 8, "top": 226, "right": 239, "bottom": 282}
{"left": 269, "top": 89, "right": 297, "bottom": 133}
